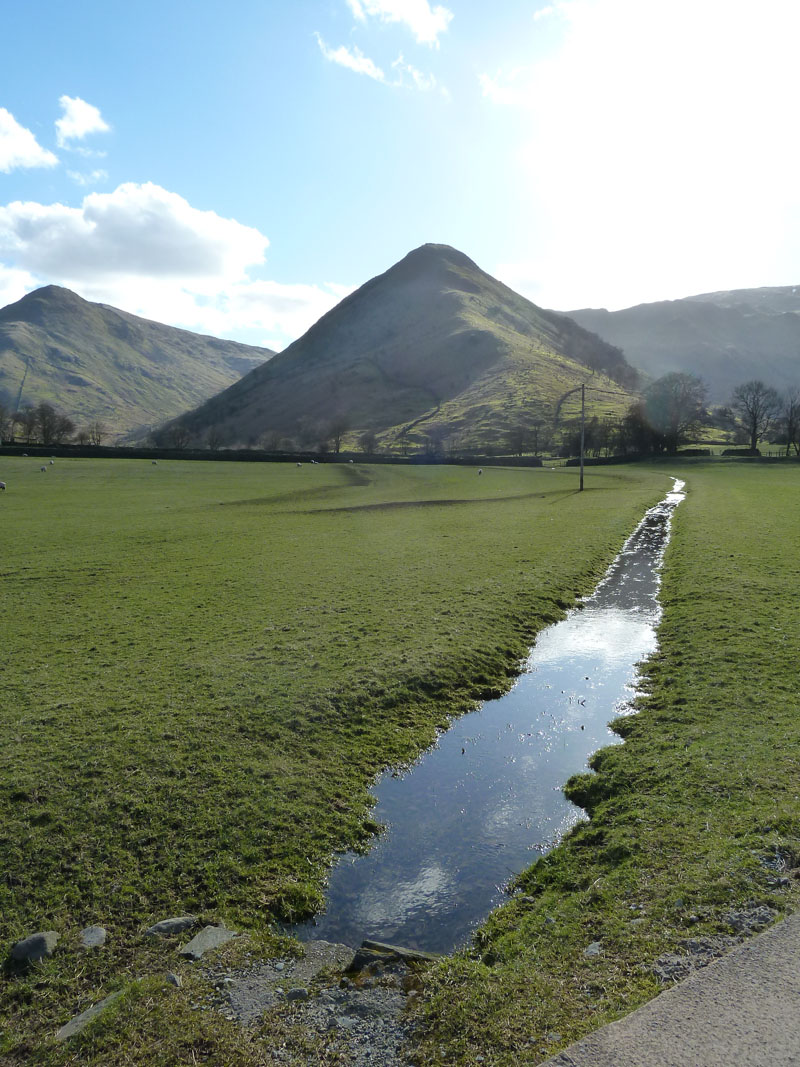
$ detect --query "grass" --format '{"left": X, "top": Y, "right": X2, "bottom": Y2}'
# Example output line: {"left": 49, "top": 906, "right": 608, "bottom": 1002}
{"left": 0, "top": 456, "right": 666, "bottom": 1062}
{"left": 417, "top": 460, "right": 800, "bottom": 1064}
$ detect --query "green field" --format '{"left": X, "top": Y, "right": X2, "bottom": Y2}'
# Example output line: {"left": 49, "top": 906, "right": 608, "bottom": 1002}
{"left": 0, "top": 457, "right": 666, "bottom": 1061}
{"left": 419, "top": 461, "right": 800, "bottom": 1065}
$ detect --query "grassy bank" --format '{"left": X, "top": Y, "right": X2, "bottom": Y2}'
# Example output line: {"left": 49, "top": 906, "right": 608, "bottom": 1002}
{"left": 419, "top": 460, "right": 800, "bottom": 1065}
{"left": 0, "top": 457, "right": 665, "bottom": 1061}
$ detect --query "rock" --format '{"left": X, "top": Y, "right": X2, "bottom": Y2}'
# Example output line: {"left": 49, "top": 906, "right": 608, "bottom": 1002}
{"left": 583, "top": 941, "right": 602, "bottom": 958}
{"left": 11, "top": 931, "right": 60, "bottom": 962}
{"left": 360, "top": 939, "right": 440, "bottom": 963}
{"left": 287, "top": 987, "right": 309, "bottom": 1002}
{"left": 55, "top": 991, "right": 123, "bottom": 1041}
{"left": 145, "top": 915, "right": 197, "bottom": 937}
{"left": 347, "top": 947, "right": 399, "bottom": 974}
{"left": 80, "top": 925, "right": 107, "bottom": 949}
{"left": 166, "top": 972, "right": 182, "bottom": 987}
{"left": 723, "top": 906, "right": 777, "bottom": 934}
{"left": 179, "top": 924, "right": 236, "bottom": 960}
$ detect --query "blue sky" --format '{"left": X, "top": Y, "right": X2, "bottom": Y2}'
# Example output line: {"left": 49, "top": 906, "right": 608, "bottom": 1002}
{"left": 2, "top": 0, "right": 799, "bottom": 350}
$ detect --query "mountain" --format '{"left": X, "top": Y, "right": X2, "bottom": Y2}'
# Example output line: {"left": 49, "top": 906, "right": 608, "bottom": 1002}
{"left": 567, "top": 286, "right": 800, "bottom": 403}
{"left": 164, "top": 244, "right": 639, "bottom": 452}
{"left": 0, "top": 286, "right": 274, "bottom": 437}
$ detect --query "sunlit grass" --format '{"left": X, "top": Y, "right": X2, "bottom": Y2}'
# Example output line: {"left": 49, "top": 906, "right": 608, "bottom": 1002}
{"left": 0, "top": 456, "right": 665, "bottom": 1062}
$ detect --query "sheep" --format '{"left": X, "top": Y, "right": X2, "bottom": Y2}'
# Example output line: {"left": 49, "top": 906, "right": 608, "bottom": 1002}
{"left": 478, "top": 468, "right": 483, "bottom": 475}
{"left": 40, "top": 466, "right": 47, "bottom": 473}
{"left": 296, "top": 462, "right": 302, "bottom": 467}
{"left": 152, "top": 460, "right": 158, "bottom": 465}
{"left": 0, "top": 481, "right": 6, "bottom": 491}
{"left": 50, "top": 459, "right": 54, "bottom": 465}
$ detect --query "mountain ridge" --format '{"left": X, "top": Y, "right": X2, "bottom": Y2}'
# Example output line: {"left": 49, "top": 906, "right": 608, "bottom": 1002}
{"left": 0, "top": 286, "right": 274, "bottom": 436}
{"left": 566, "top": 285, "right": 800, "bottom": 402}
{"left": 162, "top": 243, "right": 639, "bottom": 451}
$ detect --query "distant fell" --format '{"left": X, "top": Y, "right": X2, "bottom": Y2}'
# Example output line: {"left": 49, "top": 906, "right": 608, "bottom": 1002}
{"left": 0, "top": 286, "right": 273, "bottom": 437}
{"left": 567, "top": 285, "right": 800, "bottom": 402}
{"left": 167, "top": 244, "right": 639, "bottom": 452}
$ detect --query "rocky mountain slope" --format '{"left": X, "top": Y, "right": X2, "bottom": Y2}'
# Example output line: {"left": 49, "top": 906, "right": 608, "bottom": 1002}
{"left": 165, "top": 244, "right": 639, "bottom": 452}
{"left": 0, "top": 286, "right": 273, "bottom": 437}
{"left": 567, "top": 286, "right": 800, "bottom": 402}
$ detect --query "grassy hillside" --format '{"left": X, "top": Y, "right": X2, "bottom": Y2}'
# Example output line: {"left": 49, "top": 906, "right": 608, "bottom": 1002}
{"left": 568, "top": 286, "right": 800, "bottom": 402}
{"left": 0, "top": 457, "right": 664, "bottom": 1062}
{"left": 168, "top": 245, "right": 639, "bottom": 453}
{"left": 0, "top": 286, "right": 272, "bottom": 438}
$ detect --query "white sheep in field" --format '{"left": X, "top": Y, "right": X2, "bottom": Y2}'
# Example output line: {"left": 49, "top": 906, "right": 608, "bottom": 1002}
{"left": 50, "top": 459, "right": 54, "bottom": 465}
{"left": 152, "top": 460, "right": 158, "bottom": 465}
{"left": 296, "top": 462, "right": 302, "bottom": 467}
{"left": 478, "top": 468, "right": 483, "bottom": 475}
{"left": 0, "top": 481, "right": 6, "bottom": 491}
{"left": 40, "top": 466, "right": 47, "bottom": 473}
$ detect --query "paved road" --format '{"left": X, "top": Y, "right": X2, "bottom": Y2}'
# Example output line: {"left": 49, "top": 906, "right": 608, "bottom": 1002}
{"left": 538, "top": 909, "right": 800, "bottom": 1067}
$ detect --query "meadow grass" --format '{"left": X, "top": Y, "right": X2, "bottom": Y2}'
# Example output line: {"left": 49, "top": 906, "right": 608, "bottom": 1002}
{"left": 0, "top": 457, "right": 665, "bottom": 1062}
{"left": 418, "top": 460, "right": 800, "bottom": 1065}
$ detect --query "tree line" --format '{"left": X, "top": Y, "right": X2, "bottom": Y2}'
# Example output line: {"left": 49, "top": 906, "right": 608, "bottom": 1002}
{"left": 0, "top": 400, "right": 108, "bottom": 447}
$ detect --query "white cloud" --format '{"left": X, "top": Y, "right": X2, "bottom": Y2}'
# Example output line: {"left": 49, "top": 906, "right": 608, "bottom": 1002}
{"left": 316, "top": 34, "right": 386, "bottom": 80}
{"left": 0, "top": 109, "right": 58, "bottom": 173}
{"left": 67, "top": 168, "right": 108, "bottom": 186}
{"left": 0, "top": 262, "right": 39, "bottom": 310}
{"left": 487, "top": 0, "right": 800, "bottom": 309}
{"left": 0, "top": 181, "right": 348, "bottom": 348}
{"left": 55, "top": 95, "right": 110, "bottom": 148}
{"left": 392, "top": 55, "right": 438, "bottom": 91}
{"left": 346, "top": 0, "right": 453, "bottom": 46}
{"left": 0, "top": 182, "right": 268, "bottom": 282}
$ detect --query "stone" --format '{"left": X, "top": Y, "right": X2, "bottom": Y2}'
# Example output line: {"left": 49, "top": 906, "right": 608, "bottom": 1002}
{"left": 723, "top": 906, "right": 778, "bottom": 934}
{"left": 287, "top": 987, "right": 309, "bottom": 1002}
{"left": 583, "top": 941, "right": 602, "bottom": 958}
{"left": 360, "top": 939, "right": 440, "bottom": 963}
{"left": 178, "top": 923, "right": 236, "bottom": 960}
{"left": 55, "top": 991, "right": 123, "bottom": 1041}
{"left": 145, "top": 915, "right": 197, "bottom": 937}
{"left": 80, "top": 925, "right": 107, "bottom": 949}
{"left": 166, "top": 972, "right": 182, "bottom": 987}
{"left": 11, "top": 931, "right": 60, "bottom": 962}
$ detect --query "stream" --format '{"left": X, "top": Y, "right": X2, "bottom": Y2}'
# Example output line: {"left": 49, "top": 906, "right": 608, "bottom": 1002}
{"left": 295, "top": 478, "right": 686, "bottom": 954}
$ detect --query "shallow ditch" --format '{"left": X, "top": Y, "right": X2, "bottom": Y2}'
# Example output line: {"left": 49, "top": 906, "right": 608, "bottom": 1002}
{"left": 295, "top": 479, "right": 686, "bottom": 955}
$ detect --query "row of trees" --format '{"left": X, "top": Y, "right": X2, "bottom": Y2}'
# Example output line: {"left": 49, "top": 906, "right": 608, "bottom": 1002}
{"left": 4, "top": 377, "right": 797, "bottom": 459}
{"left": 0, "top": 400, "right": 107, "bottom": 447}
{"left": 561, "top": 375, "right": 799, "bottom": 458}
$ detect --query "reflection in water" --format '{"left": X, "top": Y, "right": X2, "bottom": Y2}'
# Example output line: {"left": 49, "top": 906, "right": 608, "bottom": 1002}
{"left": 295, "top": 480, "right": 686, "bottom": 953}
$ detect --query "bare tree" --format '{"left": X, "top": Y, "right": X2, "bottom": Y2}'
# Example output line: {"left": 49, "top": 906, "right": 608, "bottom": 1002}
{"left": 781, "top": 388, "right": 800, "bottom": 456}
{"left": 730, "top": 380, "right": 782, "bottom": 452}
{"left": 88, "top": 421, "right": 108, "bottom": 446}
{"left": 206, "top": 426, "right": 224, "bottom": 451}
{"left": 35, "top": 403, "right": 60, "bottom": 446}
{"left": 169, "top": 422, "right": 192, "bottom": 449}
{"left": 0, "top": 400, "right": 12, "bottom": 443}
{"left": 258, "top": 428, "right": 283, "bottom": 452}
{"left": 13, "top": 406, "right": 37, "bottom": 443}
{"left": 53, "top": 413, "right": 75, "bottom": 444}
{"left": 644, "top": 373, "right": 708, "bottom": 453}
{"left": 327, "top": 416, "right": 351, "bottom": 455}
{"left": 358, "top": 430, "right": 378, "bottom": 454}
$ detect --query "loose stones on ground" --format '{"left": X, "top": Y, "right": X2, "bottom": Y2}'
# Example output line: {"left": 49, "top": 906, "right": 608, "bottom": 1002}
{"left": 204, "top": 939, "right": 430, "bottom": 1067}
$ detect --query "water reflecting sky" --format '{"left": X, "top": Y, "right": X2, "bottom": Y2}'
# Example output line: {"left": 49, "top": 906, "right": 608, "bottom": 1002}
{"left": 295, "top": 480, "right": 685, "bottom": 953}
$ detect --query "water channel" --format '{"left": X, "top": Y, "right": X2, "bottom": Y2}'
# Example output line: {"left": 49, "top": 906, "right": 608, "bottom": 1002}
{"left": 295, "top": 479, "right": 686, "bottom": 954}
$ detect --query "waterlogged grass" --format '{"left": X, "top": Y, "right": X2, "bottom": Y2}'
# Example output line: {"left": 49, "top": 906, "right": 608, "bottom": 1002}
{"left": 419, "top": 460, "right": 800, "bottom": 1065}
{"left": 0, "top": 457, "right": 666, "bottom": 1062}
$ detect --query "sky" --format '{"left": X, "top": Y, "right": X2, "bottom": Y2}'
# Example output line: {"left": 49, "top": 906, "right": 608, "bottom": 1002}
{"left": 1, "top": 0, "right": 799, "bottom": 351}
